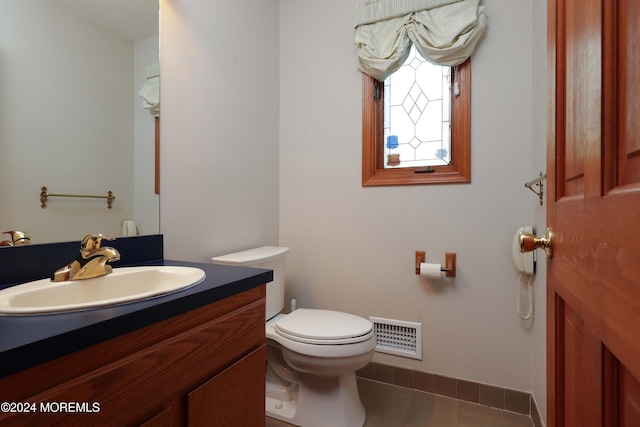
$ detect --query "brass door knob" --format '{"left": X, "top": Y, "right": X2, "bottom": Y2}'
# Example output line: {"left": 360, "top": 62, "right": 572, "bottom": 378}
{"left": 519, "top": 227, "right": 554, "bottom": 258}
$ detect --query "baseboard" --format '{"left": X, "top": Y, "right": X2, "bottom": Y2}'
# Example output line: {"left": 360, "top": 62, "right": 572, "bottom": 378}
{"left": 357, "top": 362, "right": 543, "bottom": 425}
{"left": 530, "top": 393, "right": 545, "bottom": 427}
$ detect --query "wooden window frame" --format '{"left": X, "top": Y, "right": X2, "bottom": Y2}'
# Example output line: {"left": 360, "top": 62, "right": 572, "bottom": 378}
{"left": 361, "top": 59, "right": 471, "bottom": 186}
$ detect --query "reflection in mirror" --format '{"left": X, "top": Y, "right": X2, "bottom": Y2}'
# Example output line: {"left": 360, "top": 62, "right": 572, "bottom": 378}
{"left": 0, "top": 0, "right": 159, "bottom": 244}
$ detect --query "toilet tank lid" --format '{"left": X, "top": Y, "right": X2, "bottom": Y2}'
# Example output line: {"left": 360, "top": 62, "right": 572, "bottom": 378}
{"left": 211, "top": 246, "right": 290, "bottom": 266}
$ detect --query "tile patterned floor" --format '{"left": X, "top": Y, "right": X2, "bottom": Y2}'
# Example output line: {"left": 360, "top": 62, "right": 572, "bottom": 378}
{"left": 266, "top": 378, "right": 534, "bottom": 427}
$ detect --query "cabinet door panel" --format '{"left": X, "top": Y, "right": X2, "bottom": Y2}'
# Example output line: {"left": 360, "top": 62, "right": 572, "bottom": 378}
{"left": 188, "top": 345, "right": 266, "bottom": 426}
{"left": 139, "top": 406, "right": 173, "bottom": 427}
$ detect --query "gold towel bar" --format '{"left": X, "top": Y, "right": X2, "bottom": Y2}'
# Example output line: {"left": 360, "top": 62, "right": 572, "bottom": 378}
{"left": 40, "top": 186, "right": 115, "bottom": 209}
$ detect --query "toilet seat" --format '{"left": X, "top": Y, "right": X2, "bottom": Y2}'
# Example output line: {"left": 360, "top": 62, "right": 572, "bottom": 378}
{"left": 274, "top": 309, "right": 373, "bottom": 345}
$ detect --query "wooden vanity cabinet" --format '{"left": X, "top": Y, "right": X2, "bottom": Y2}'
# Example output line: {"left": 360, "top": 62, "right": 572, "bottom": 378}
{"left": 0, "top": 286, "right": 266, "bottom": 427}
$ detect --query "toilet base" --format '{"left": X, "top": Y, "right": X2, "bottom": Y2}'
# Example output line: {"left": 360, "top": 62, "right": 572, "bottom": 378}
{"left": 265, "top": 369, "right": 366, "bottom": 427}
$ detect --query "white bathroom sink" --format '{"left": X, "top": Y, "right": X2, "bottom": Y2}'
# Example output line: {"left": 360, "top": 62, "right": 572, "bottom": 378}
{"left": 0, "top": 266, "right": 206, "bottom": 315}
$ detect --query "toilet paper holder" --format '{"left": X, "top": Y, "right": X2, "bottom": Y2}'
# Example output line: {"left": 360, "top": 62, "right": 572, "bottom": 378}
{"left": 415, "top": 251, "right": 456, "bottom": 277}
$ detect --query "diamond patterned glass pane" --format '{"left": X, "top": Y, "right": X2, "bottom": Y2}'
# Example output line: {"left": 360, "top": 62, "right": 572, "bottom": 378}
{"left": 384, "top": 45, "right": 452, "bottom": 169}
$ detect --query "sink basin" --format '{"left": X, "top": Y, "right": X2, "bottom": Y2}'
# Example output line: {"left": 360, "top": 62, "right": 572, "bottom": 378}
{"left": 0, "top": 266, "right": 206, "bottom": 315}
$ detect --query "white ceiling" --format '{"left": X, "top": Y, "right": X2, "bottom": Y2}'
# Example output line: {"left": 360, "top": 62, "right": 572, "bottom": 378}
{"left": 54, "top": 0, "right": 158, "bottom": 41}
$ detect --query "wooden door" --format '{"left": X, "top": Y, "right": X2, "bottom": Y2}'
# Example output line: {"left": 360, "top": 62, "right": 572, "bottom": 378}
{"left": 547, "top": 0, "right": 640, "bottom": 426}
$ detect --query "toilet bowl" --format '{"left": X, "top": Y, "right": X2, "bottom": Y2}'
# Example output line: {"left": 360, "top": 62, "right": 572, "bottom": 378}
{"left": 265, "top": 310, "right": 375, "bottom": 427}
{"left": 212, "top": 247, "right": 375, "bottom": 427}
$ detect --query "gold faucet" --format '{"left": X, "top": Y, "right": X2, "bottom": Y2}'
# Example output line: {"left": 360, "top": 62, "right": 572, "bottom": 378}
{"left": 52, "top": 234, "right": 121, "bottom": 282}
{"left": 0, "top": 230, "right": 31, "bottom": 246}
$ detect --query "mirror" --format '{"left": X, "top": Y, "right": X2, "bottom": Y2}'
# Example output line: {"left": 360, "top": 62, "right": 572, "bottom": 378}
{"left": 0, "top": 0, "right": 160, "bottom": 244}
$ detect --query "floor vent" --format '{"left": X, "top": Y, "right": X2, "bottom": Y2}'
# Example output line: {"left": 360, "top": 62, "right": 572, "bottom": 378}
{"left": 369, "top": 317, "right": 422, "bottom": 360}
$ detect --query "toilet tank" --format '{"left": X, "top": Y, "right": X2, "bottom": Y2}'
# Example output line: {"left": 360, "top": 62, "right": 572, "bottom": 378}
{"left": 211, "top": 246, "right": 289, "bottom": 320}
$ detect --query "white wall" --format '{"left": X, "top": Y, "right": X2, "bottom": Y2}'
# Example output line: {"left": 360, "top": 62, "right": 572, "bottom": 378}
{"left": 160, "top": 0, "right": 280, "bottom": 262}
{"left": 0, "top": 0, "right": 136, "bottom": 243}
{"left": 531, "top": 0, "right": 548, "bottom": 422}
{"left": 159, "top": 0, "right": 548, "bottom": 418}
{"left": 133, "top": 35, "right": 161, "bottom": 236}
{"left": 279, "top": 0, "right": 539, "bottom": 393}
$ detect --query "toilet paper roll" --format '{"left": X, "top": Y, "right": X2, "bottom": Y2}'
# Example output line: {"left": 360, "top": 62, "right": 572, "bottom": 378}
{"left": 420, "top": 262, "right": 442, "bottom": 279}
{"left": 122, "top": 220, "right": 138, "bottom": 237}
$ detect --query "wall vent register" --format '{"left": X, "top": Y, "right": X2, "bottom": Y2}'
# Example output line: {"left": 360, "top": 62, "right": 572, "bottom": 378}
{"left": 370, "top": 317, "right": 422, "bottom": 360}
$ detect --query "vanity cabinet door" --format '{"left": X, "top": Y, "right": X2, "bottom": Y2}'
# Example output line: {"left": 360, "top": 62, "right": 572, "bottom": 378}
{"left": 187, "top": 345, "right": 266, "bottom": 426}
{"left": 139, "top": 406, "right": 173, "bottom": 427}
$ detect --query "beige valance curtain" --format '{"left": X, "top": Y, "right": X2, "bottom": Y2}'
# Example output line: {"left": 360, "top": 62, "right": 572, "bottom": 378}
{"left": 138, "top": 61, "right": 160, "bottom": 117}
{"left": 354, "top": 0, "right": 487, "bottom": 81}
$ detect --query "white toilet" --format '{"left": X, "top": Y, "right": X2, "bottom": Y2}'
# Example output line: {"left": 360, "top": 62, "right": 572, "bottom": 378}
{"left": 211, "top": 246, "right": 375, "bottom": 427}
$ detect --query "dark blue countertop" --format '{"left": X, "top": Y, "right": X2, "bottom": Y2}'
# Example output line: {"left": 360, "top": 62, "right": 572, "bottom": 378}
{"left": 0, "top": 236, "right": 272, "bottom": 378}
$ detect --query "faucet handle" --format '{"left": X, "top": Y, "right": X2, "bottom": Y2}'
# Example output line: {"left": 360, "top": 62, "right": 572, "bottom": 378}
{"left": 80, "top": 234, "right": 115, "bottom": 252}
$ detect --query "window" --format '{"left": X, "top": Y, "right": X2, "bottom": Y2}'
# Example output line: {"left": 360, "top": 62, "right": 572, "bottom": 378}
{"left": 384, "top": 46, "right": 451, "bottom": 169}
{"left": 354, "top": 0, "right": 485, "bottom": 187}
{"left": 362, "top": 54, "right": 471, "bottom": 186}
